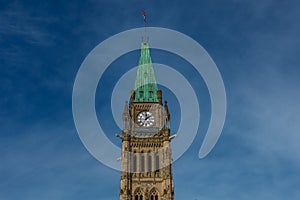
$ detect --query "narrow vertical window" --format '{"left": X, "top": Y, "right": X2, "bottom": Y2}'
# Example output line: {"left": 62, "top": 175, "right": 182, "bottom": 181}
{"left": 133, "top": 155, "right": 137, "bottom": 172}
{"left": 155, "top": 153, "right": 159, "bottom": 172}
{"left": 148, "top": 153, "right": 152, "bottom": 172}
{"left": 141, "top": 152, "right": 145, "bottom": 172}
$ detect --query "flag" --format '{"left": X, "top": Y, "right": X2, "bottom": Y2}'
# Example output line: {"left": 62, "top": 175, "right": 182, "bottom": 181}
{"left": 141, "top": 10, "right": 146, "bottom": 23}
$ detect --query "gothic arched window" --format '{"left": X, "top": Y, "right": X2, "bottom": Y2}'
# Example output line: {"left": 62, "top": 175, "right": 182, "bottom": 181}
{"left": 150, "top": 189, "right": 159, "bottom": 200}
{"left": 134, "top": 188, "right": 143, "bottom": 200}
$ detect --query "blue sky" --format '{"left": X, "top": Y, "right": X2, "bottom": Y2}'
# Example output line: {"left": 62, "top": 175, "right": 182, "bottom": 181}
{"left": 1, "top": 0, "right": 300, "bottom": 199}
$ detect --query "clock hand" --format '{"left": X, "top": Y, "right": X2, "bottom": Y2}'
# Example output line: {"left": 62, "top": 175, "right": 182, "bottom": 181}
{"left": 145, "top": 115, "right": 151, "bottom": 120}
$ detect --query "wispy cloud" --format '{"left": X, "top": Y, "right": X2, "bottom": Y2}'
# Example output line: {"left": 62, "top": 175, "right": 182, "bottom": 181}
{"left": 0, "top": 2, "right": 57, "bottom": 46}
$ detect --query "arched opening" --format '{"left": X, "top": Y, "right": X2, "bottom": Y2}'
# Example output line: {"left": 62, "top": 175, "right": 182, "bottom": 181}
{"left": 134, "top": 188, "right": 143, "bottom": 200}
{"left": 149, "top": 189, "right": 159, "bottom": 200}
{"left": 149, "top": 91, "right": 153, "bottom": 98}
{"left": 139, "top": 91, "right": 143, "bottom": 98}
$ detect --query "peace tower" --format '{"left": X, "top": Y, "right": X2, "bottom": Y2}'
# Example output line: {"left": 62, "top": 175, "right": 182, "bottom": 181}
{"left": 118, "top": 41, "right": 175, "bottom": 200}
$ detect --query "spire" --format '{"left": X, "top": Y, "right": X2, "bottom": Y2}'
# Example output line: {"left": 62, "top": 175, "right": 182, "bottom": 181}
{"left": 122, "top": 101, "right": 129, "bottom": 117}
{"left": 133, "top": 42, "right": 159, "bottom": 102}
{"left": 164, "top": 101, "right": 170, "bottom": 120}
{"left": 133, "top": 10, "right": 158, "bottom": 102}
{"left": 122, "top": 101, "right": 130, "bottom": 130}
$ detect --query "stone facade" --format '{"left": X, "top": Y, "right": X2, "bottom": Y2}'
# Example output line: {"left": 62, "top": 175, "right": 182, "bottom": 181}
{"left": 119, "top": 42, "right": 174, "bottom": 200}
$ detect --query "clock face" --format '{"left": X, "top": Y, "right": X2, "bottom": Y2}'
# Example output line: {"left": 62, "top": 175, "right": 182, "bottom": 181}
{"left": 137, "top": 111, "right": 155, "bottom": 127}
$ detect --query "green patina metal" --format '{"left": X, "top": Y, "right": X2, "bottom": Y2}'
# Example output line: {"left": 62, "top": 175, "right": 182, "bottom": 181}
{"left": 133, "top": 42, "right": 159, "bottom": 102}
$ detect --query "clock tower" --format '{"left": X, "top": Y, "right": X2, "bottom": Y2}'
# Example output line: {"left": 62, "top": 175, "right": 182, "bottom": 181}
{"left": 119, "top": 42, "right": 175, "bottom": 200}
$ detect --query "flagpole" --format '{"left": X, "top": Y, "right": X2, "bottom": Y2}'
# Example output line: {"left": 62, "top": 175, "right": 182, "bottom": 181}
{"left": 142, "top": 10, "right": 147, "bottom": 43}
{"left": 144, "top": 17, "right": 146, "bottom": 43}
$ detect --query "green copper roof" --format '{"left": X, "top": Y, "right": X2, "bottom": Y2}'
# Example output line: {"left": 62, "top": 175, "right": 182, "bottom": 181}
{"left": 133, "top": 42, "right": 159, "bottom": 102}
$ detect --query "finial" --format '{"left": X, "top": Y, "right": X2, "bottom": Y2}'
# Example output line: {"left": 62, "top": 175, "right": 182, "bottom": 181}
{"left": 123, "top": 101, "right": 129, "bottom": 116}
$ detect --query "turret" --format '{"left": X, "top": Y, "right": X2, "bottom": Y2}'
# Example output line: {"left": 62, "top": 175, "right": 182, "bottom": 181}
{"left": 122, "top": 101, "right": 130, "bottom": 130}
{"left": 164, "top": 101, "right": 170, "bottom": 129}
